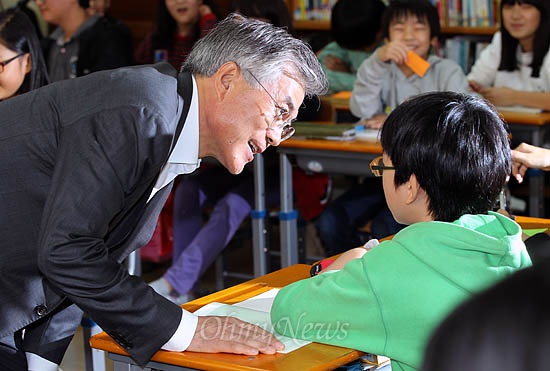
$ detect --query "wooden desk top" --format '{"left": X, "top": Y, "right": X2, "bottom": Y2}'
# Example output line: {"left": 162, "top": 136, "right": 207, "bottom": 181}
{"left": 515, "top": 215, "right": 550, "bottom": 229}
{"left": 90, "top": 264, "right": 363, "bottom": 371}
{"left": 320, "top": 93, "right": 550, "bottom": 126}
{"left": 280, "top": 137, "right": 382, "bottom": 154}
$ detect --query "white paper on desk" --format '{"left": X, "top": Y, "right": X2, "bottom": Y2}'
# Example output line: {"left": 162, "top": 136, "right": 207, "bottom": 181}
{"left": 194, "top": 288, "right": 311, "bottom": 353}
{"left": 496, "top": 105, "right": 543, "bottom": 114}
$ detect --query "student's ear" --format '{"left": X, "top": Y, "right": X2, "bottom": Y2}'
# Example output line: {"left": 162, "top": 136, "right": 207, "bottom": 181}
{"left": 214, "top": 61, "right": 240, "bottom": 101}
{"left": 405, "top": 173, "right": 422, "bottom": 205}
{"left": 429, "top": 36, "right": 438, "bottom": 52}
{"left": 24, "top": 54, "right": 32, "bottom": 74}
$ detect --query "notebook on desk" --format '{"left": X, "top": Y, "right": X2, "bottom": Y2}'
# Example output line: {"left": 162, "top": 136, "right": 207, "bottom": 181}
{"left": 194, "top": 288, "right": 311, "bottom": 353}
{"left": 293, "top": 121, "right": 356, "bottom": 141}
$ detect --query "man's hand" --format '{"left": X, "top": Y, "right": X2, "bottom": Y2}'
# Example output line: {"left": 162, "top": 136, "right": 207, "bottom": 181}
{"left": 187, "top": 316, "right": 284, "bottom": 355}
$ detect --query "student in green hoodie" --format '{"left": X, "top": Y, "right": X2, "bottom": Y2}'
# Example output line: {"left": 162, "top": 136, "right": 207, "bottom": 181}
{"left": 271, "top": 91, "right": 532, "bottom": 371}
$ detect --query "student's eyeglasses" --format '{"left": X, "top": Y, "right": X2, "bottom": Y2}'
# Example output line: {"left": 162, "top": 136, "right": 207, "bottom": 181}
{"left": 370, "top": 156, "right": 395, "bottom": 177}
{"left": 0, "top": 53, "right": 25, "bottom": 73}
{"left": 247, "top": 70, "right": 296, "bottom": 143}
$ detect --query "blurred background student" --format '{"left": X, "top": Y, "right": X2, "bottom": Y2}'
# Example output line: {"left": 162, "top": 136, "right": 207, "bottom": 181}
{"left": 37, "top": 0, "right": 133, "bottom": 81}
{"left": 317, "top": 0, "right": 386, "bottom": 96}
{"left": 468, "top": 0, "right": 550, "bottom": 112}
{"left": 148, "top": 0, "right": 291, "bottom": 304}
{"left": 134, "top": 0, "right": 218, "bottom": 68}
{"left": 0, "top": 6, "right": 48, "bottom": 101}
{"left": 422, "top": 260, "right": 550, "bottom": 371}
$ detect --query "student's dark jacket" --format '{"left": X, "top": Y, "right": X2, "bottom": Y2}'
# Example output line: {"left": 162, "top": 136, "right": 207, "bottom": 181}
{"left": 42, "top": 15, "right": 134, "bottom": 77}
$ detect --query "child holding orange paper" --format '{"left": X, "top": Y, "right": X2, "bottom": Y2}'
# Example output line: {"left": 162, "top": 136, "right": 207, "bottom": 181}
{"left": 349, "top": 0, "right": 470, "bottom": 129}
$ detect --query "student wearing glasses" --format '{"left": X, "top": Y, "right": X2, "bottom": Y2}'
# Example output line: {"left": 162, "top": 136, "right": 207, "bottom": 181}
{"left": 271, "top": 92, "right": 531, "bottom": 371}
{"left": 0, "top": 14, "right": 327, "bottom": 370}
{"left": 0, "top": 7, "right": 48, "bottom": 101}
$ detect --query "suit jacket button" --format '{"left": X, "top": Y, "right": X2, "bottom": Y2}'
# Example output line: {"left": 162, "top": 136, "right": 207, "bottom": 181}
{"left": 34, "top": 305, "right": 48, "bottom": 317}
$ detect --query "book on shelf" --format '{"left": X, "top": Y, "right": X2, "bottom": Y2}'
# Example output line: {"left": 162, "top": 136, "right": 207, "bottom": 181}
{"left": 293, "top": 0, "right": 336, "bottom": 21}
{"left": 430, "top": 0, "right": 500, "bottom": 27}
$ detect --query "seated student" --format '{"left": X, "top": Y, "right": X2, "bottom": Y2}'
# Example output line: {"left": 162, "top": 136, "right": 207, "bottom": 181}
{"left": 0, "top": 6, "right": 48, "bottom": 101}
{"left": 422, "top": 260, "right": 550, "bottom": 371}
{"left": 271, "top": 92, "right": 532, "bottom": 371}
{"left": 317, "top": 0, "right": 386, "bottom": 95}
{"left": 468, "top": 0, "right": 550, "bottom": 111}
{"left": 37, "top": 0, "right": 133, "bottom": 81}
{"left": 134, "top": 0, "right": 217, "bottom": 68}
{"left": 316, "top": 0, "right": 470, "bottom": 256}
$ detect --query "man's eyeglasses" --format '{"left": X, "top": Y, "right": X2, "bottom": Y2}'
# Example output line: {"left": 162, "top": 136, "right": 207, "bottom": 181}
{"left": 0, "top": 53, "right": 25, "bottom": 73}
{"left": 247, "top": 70, "right": 295, "bottom": 142}
{"left": 370, "top": 156, "right": 395, "bottom": 177}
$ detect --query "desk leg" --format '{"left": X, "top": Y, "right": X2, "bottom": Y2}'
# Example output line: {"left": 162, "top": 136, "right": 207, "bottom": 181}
{"left": 279, "top": 152, "right": 298, "bottom": 267}
{"left": 252, "top": 154, "right": 268, "bottom": 277}
{"left": 529, "top": 128, "right": 545, "bottom": 217}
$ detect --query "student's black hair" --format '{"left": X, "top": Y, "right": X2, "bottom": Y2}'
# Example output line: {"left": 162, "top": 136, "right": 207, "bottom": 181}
{"left": 152, "top": 0, "right": 219, "bottom": 52}
{"left": 0, "top": 8, "right": 49, "bottom": 95}
{"left": 499, "top": 0, "right": 549, "bottom": 77}
{"left": 331, "top": 0, "right": 386, "bottom": 50}
{"left": 380, "top": 0, "right": 440, "bottom": 39}
{"left": 230, "top": 0, "right": 294, "bottom": 34}
{"left": 422, "top": 259, "right": 550, "bottom": 371}
{"left": 380, "top": 92, "right": 511, "bottom": 222}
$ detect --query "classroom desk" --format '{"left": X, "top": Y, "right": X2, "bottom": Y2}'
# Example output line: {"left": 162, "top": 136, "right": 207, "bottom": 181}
{"left": 320, "top": 93, "right": 550, "bottom": 217}
{"left": 90, "top": 264, "right": 364, "bottom": 371}
{"left": 277, "top": 137, "right": 383, "bottom": 267}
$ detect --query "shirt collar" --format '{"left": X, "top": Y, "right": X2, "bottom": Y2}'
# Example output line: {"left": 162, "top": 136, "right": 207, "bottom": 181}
{"left": 167, "top": 75, "right": 200, "bottom": 167}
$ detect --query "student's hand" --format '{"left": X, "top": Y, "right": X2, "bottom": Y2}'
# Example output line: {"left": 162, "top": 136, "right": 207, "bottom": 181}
{"left": 360, "top": 113, "right": 387, "bottom": 129}
{"left": 199, "top": 4, "right": 213, "bottom": 16}
{"left": 322, "top": 247, "right": 369, "bottom": 272}
{"left": 478, "top": 86, "right": 516, "bottom": 106}
{"left": 187, "top": 316, "right": 284, "bottom": 354}
{"left": 376, "top": 41, "right": 410, "bottom": 65}
{"left": 468, "top": 80, "right": 483, "bottom": 93}
{"left": 322, "top": 55, "right": 350, "bottom": 73}
{"left": 511, "top": 143, "right": 550, "bottom": 183}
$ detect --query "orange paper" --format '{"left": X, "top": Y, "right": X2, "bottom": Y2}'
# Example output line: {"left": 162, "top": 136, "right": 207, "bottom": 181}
{"left": 406, "top": 50, "right": 430, "bottom": 77}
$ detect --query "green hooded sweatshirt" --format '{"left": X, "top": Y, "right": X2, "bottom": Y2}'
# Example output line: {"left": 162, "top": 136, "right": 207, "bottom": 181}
{"left": 271, "top": 212, "right": 532, "bottom": 371}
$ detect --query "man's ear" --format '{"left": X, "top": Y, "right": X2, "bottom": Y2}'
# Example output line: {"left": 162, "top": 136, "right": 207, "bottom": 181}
{"left": 214, "top": 61, "right": 240, "bottom": 101}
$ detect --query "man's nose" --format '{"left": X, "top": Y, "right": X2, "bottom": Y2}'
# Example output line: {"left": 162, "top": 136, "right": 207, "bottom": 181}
{"left": 266, "top": 127, "right": 282, "bottom": 147}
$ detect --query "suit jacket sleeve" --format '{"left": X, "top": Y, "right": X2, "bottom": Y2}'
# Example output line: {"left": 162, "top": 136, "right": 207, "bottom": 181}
{"left": 36, "top": 103, "right": 182, "bottom": 365}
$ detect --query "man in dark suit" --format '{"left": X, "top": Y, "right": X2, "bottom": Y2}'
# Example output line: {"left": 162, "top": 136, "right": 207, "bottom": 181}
{"left": 0, "top": 14, "right": 327, "bottom": 369}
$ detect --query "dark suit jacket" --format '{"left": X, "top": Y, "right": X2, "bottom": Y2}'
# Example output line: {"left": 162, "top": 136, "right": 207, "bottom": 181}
{"left": 0, "top": 63, "right": 191, "bottom": 366}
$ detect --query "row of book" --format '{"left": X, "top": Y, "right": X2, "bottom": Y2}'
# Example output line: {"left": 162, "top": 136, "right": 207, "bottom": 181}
{"left": 431, "top": 0, "right": 502, "bottom": 27}
{"left": 291, "top": 0, "right": 501, "bottom": 28}
{"left": 292, "top": 0, "right": 337, "bottom": 21}
{"left": 440, "top": 36, "right": 490, "bottom": 74}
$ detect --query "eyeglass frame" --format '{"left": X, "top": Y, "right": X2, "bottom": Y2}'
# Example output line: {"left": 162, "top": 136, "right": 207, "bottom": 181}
{"left": 369, "top": 156, "right": 395, "bottom": 177}
{"left": 0, "top": 53, "right": 26, "bottom": 73}
{"left": 246, "top": 69, "right": 296, "bottom": 142}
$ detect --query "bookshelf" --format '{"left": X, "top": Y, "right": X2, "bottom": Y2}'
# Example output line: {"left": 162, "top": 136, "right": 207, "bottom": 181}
{"left": 284, "top": 0, "right": 500, "bottom": 73}
{"left": 284, "top": 0, "right": 499, "bottom": 35}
